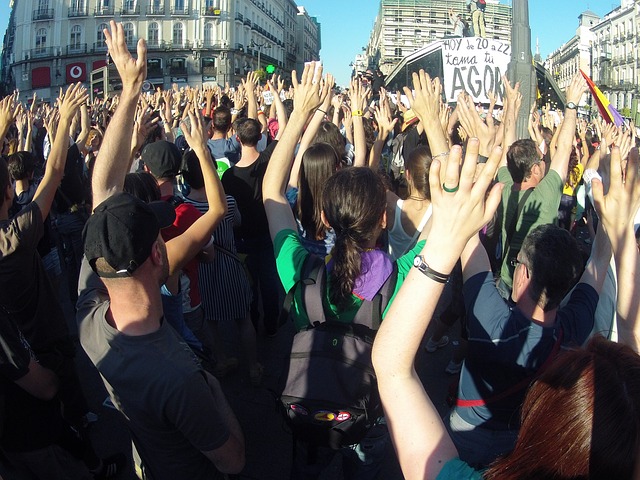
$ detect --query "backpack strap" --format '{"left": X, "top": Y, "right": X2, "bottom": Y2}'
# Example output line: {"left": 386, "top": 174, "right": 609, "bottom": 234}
{"left": 352, "top": 262, "right": 398, "bottom": 330}
{"left": 278, "top": 254, "right": 325, "bottom": 328}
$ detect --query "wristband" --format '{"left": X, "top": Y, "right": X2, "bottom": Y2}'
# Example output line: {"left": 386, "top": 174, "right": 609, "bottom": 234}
{"left": 432, "top": 151, "right": 449, "bottom": 160}
{"left": 258, "top": 110, "right": 265, "bottom": 116}
{"left": 316, "top": 108, "right": 326, "bottom": 115}
{"left": 478, "top": 154, "right": 488, "bottom": 164}
{"left": 413, "top": 255, "right": 449, "bottom": 283}
{"left": 351, "top": 110, "right": 363, "bottom": 117}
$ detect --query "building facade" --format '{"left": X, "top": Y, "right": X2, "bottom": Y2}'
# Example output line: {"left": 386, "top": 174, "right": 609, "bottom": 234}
{"left": 364, "top": 0, "right": 512, "bottom": 76}
{"left": 0, "top": 0, "right": 320, "bottom": 99}
{"left": 545, "top": 0, "right": 639, "bottom": 122}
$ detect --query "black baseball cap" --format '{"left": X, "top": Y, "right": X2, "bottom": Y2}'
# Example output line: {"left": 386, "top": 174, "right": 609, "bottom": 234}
{"left": 83, "top": 192, "right": 175, "bottom": 278}
{"left": 141, "top": 140, "right": 182, "bottom": 178}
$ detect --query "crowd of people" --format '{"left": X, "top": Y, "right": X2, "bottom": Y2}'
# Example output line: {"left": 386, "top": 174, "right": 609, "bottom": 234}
{"left": 0, "top": 18, "right": 639, "bottom": 480}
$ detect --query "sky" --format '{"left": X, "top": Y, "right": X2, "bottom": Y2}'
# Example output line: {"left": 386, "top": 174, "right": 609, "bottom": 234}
{"left": 0, "top": 0, "right": 621, "bottom": 87}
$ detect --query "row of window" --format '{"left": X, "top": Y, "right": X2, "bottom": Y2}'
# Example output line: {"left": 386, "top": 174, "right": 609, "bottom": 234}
{"left": 34, "top": 21, "right": 222, "bottom": 52}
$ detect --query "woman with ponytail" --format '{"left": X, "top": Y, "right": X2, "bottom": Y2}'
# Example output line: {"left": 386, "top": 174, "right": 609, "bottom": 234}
{"left": 262, "top": 64, "right": 427, "bottom": 477}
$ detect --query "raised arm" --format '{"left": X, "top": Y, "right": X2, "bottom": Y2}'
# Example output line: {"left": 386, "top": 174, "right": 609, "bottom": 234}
{"left": 403, "top": 70, "right": 449, "bottom": 159}
{"left": 349, "top": 77, "right": 370, "bottom": 167}
{"left": 288, "top": 74, "right": 334, "bottom": 190}
{"left": 242, "top": 71, "right": 259, "bottom": 121}
{"left": 499, "top": 76, "right": 521, "bottom": 168}
{"left": 263, "top": 63, "right": 329, "bottom": 242}
{"left": 549, "top": 74, "right": 587, "bottom": 181}
{"left": 33, "top": 83, "right": 88, "bottom": 220}
{"left": 268, "top": 74, "right": 289, "bottom": 140}
{"left": 165, "top": 105, "right": 227, "bottom": 275}
{"left": 370, "top": 94, "right": 397, "bottom": 170}
{"left": 91, "top": 20, "right": 147, "bottom": 207}
{"left": 592, "top": 146, "right": 640, "bottom": 352}
{"left": 372, "top": 139, "right": 504, "bottom": 479}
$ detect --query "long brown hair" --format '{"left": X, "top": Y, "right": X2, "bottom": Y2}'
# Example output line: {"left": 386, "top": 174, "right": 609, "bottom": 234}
{"left": 485, "top": 336, "right": 640, "bottom": 479}
{"left": 297, "top": 142, "right": 339, "bottom": 240}
{"left": 322, "top": 167, "right": 386, "bottom": 308}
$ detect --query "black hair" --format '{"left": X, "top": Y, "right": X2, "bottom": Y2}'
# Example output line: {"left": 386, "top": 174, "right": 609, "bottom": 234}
{"left": 7, "top": 151, "right": 35, "bottom": 181}
{"left": 181, "top": 150, "right": 205, "bottom": 190}
{"left": 123, "top": 172, "right": 161, "bottom": 203}
{"left": 234, "top": 118, "right": 262, "bottom": 147}
{"left": 507, "top": 139, "right": 541, "bottom": 183}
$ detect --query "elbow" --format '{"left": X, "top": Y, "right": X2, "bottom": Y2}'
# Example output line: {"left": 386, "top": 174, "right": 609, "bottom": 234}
{"left": 215, "top": 443, "right": 245, "bottom": 474}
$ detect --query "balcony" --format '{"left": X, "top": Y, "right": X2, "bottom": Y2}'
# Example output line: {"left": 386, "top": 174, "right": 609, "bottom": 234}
{"left": 121, "top": 5, "right": 140, "bottom": 15}
{"left": 146, "top": 41, "right": 164, "bottom": 50}
{"left": 235, "top": 43, "right": 244, "bottom": 51}
{"left": 170, "top": 5, "right": 189, "bottom": 15}
{"left": 147, "top": 3, "right": 165, "bottom": 15}
{"left": 243, "top": 18, "right": 251, "bottom": 27}
{"left": 31, "top": 47, "right": 54, "bottom": 58}
{"left": 67, "top": 43, "right": 88, "bottom": 55}
{"left": 94, "top": 5, "right": 115, "bottom": 15}
{"left": 251, "top": 21, "right": 258, "bottom": 31}
{"left": 202, "top": 6, "right": 221, "bottom": 16}
{"left": 613, "top": 35, "right": 619, "bottom": 44}
{"left": 68, "top": 6, "right": 88, "bottom": 17}
{"left": 32, "top": 8, "right": 54, "bottom": 20}
{"left": 169, "top": 40, "right": 192, "bottom": 50}
{"left": 627, "top": 31, "right": 634, "bottom": 40}
{"left": 202, "top": 65, "right": 216, "bottom": 76}
{"left": 627, "top": 53, "right": 633, "bottom": 63}
{"left": 93, "top": 42, "right": 108, "bottom": 52}
{"left": 235, "top": 12, "right": 243, "bottom": 22}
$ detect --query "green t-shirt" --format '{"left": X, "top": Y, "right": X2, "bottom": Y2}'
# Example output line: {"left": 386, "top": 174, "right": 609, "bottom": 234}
{"left": 273, "top": 229, "right": 424, "bottom": 331}
{"left": 497, "top": 166, "right": 563, "bottom": 289}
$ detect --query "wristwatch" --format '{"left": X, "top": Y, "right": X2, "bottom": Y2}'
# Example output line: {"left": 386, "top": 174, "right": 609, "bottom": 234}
{"left": 566, "top": 102, "right": 577, "bottom": 110}
{"left": 413, "top": 255, "right": 449, "bottom": 283}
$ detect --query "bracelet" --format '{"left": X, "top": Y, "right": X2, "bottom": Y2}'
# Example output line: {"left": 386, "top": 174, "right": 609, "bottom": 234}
{"left": 413, "top": 255, "right": 450, "bottom": 283}
{"left": 258, "top": 110, "right": 265, "bottom": 116}
{"left": 352, "top": 110, "right": 363, "bottom": 117}
{"left": 432, "top": 151, "right": 449, "bottom": 159}
{"left": 316, "top": 108, "right": 326, "bottom": 115}
{"left": 478, "top": 154, "right": 489, "bottom": 164}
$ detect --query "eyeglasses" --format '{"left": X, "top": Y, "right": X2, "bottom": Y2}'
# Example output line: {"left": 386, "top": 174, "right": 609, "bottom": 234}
{"left": 509, "top": 258, "right": 524, "bottom": 268}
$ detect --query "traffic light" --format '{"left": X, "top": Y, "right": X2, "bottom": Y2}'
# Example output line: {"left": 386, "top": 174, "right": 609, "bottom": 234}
{"left": 265, "top": 64, "right": 276, "bottom": 74}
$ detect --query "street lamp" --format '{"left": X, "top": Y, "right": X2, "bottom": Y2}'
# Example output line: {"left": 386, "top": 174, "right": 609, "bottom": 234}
{"left": 250, "top": 39, "right": 271, "bottom": 72}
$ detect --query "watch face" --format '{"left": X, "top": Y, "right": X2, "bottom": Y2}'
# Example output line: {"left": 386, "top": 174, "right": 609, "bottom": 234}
{"left": 413, "top": 256, "right": 422, "bottom": 267}
{"left": 567, "top": 102, "right": 577, "bottom": 109}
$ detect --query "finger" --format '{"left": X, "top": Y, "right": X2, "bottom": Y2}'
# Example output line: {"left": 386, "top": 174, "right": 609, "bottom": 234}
{"left": 429, "top": 159, "right": 443, "bottom": 203}
{"left": 442, "top": 145, "right": 462, "bottom": 190}
{"left": 610, "top": 146, "right": 623, "bottom": 189}
{"left": 291, "top": 69, "right": 299, "bottom": 90}
{"left": 591, "top": 178, "right": 605, "bottom": 216}
{"left": 483, "top": 182, "right": 505, "bottom": 226}
{"left": 459, "top": 138, "right": 479, "bottom": 191}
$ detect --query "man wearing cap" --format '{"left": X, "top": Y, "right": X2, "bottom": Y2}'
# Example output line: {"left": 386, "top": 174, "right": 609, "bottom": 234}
{"left": 76, "top": 22, "right": 244, "bottom": 479}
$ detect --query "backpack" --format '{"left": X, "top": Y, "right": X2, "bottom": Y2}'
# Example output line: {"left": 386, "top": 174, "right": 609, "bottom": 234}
{"left": 278, "top": 254, "right": 398, "bottom": 449}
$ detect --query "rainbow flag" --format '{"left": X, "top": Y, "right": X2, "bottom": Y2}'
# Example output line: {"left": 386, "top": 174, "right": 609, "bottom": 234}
{"left": 580, "top": 70, "right": 625, "bottom": 126}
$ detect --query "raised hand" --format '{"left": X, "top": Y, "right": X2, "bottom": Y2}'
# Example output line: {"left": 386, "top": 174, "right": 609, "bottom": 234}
{"left": 291, "top": 62, "right": 330, "bottom": 116}
{"left": 180, "top": 103, "right": 208, "bottom": 150}
{"left": 348, "top": 76, "right": 370, "bottom": 114}
{"left": 402, "top": 70, "right": 442, "bottom": 126}
{"left": 58, "top": 83, "right": 89, "bottom": 123}
{"left": 103, "top": 20, "right": 147, "bottom": 91}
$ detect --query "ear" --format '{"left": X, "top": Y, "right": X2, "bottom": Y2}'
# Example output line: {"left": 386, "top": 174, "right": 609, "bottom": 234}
{"left": 380, "top": 209, "right": 387, "bottom": 230}
{"left": 149, "top": 239, "right": 164, "bottom": 267}
{"left": 320, "top": 210, "right": 332, "bottom": 229}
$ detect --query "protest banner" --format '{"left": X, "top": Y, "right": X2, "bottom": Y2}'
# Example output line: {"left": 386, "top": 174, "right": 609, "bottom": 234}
{"left": 442, "top": 37, "right": 510, "bottom": 105}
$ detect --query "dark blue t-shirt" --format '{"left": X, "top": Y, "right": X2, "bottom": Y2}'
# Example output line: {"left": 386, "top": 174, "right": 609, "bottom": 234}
{"left": 456, "top": 271, "right": 598, "bottom": 430}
